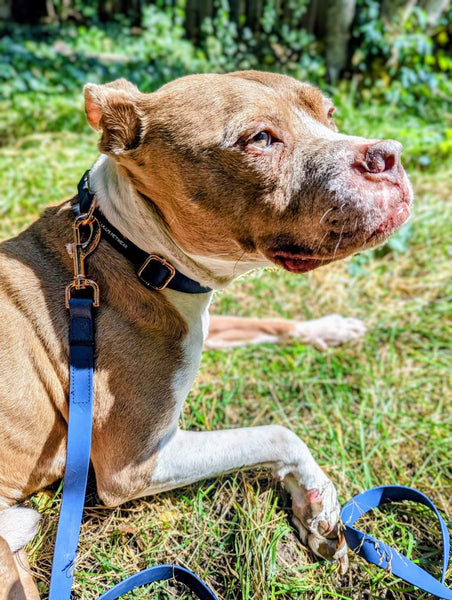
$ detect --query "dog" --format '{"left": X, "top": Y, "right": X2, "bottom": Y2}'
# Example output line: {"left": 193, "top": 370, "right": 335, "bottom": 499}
{"left": 0, "top": 71, "right": 412, "bottom": 598}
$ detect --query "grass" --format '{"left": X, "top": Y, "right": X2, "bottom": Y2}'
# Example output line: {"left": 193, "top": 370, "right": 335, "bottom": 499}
{"left": 0, "top": 94, "right": 451, "bottom": 600}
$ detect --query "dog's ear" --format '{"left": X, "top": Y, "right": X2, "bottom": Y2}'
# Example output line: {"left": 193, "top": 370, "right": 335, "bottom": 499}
{"left": 84, "top": 79, "right": 142, "bottom": 154}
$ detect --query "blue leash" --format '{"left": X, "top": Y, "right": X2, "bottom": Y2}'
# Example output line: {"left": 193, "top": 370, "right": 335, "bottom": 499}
{"left": 49, "top": 298, "right": 95, "bottom": 600}
{"left": 49, "top": 297, "right": 218, "bottom": 600}
{"left": 341, "top": 486, "right": 452, "bottom": 599}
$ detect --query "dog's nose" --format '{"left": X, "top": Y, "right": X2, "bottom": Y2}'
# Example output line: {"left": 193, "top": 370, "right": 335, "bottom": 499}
{"left": 357, "top": 140, "right": 402, "bottom": 175}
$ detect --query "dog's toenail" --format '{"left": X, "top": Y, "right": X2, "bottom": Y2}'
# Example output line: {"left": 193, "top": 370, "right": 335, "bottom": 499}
{"left": 318, "top": 519, "right": 331, "bottom": 535}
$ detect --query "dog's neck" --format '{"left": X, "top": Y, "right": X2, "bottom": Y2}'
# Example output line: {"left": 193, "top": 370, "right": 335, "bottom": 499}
{"left": 89, "top": 155, "right": 267, "bottom": 290}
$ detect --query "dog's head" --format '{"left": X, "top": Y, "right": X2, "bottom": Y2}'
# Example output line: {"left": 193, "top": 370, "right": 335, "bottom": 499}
{"left": 84, "top": 72, "right": 412, "bottom": 275}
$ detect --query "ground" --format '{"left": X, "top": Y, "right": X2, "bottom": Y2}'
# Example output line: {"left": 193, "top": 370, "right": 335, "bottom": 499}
{"left": 0, "top": 100, "right": 450, "bottom": 599}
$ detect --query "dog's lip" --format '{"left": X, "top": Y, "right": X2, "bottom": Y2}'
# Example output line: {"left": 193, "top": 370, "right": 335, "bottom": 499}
{"left": 366, "top": 201, "right": 411, "bottom": 243}
{"left": 267, "top": 250, "right": 331, "bottom": 273}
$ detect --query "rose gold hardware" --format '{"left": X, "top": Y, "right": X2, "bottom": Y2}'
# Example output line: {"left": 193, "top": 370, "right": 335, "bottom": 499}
{"left": 138, "top": 255, "right": 176, "bottom": 290}
{"left": 65, "top": 199, "right": 101, "bottom": 308}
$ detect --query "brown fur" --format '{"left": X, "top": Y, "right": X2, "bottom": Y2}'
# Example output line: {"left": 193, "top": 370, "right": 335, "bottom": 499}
{"left": 0, "top": 200, "right": 188, "bottom": 507}
{"left": 207, "top": 316, "right": 299, "bottom": 345}
{"left": 0, "top": 544, "right": 39, "bottom": 600}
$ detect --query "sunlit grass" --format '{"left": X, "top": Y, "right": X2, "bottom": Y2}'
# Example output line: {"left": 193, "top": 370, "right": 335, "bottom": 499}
{"left": 0, "top": 98, "right": 451, "bottom": 599}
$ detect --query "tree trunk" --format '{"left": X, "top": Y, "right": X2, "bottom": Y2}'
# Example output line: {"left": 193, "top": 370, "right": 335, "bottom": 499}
{"left": 230, "top": 0, "right": 246, "bottom": 30}
{"left": 323, "top": 0, "right": 357, "bottom": 83}
{"left": 302, "top": 0, "right": 320, "bottom": 35}
{"left": 185, "top": 0, "right": 213, "bottom": 43}
{"left": 246, "top": 0, "right": 263, "bottom": 33}
{"left": 0, "top": 0, "right": 11, "bottom": 20}
{"left": 419, "top": 0, "right": 450, "bottom": 27}
{"left": 381, "top": 0, "right": 417, "bottom": 24}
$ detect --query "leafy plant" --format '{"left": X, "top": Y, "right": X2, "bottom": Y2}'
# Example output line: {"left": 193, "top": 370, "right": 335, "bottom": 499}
{"left": 351, "top": 0, "right": 452, "bottom": 118}
{"left": 200, "top": 0, "right": 325, "bottom": 81}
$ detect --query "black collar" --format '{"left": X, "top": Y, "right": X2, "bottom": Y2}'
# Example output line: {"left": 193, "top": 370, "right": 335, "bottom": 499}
{"left": 76, "top": 171, "right": 212, "bottom": 294}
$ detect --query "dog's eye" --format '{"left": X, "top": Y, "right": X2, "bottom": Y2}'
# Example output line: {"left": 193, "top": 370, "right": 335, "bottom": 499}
{"left": 251, "top": 131, "right": 273, "bottom": 149}
{"left": 327, "top": 106, "right": 336, "bottom": 120}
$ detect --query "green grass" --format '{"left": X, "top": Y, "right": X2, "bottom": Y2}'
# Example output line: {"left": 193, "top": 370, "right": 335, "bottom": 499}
{"left": 1, "top": 94, "right": 451, "bottom": 599}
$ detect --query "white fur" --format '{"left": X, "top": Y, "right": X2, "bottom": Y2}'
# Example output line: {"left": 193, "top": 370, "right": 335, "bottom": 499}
{"left": 291, "top": 314, "right": 366, "bottom": 351}
{"left": 0, "top": 506, "right": 40, "bottom": 552}
{"left": 143, "top": 424, "right": 335, "bottom": 511}
{"left": 294, "top": 107, "right": 375, "bottom": 145}
{"left": 186, "top": 253, "right": 269, "bottom": 283}
{"left": 163, "top": 288, "right": 213, "bottom": 434}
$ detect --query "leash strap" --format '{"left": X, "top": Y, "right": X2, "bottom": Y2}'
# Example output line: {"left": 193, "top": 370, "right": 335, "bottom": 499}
{"left": 341, "top": 485, "right": 452, "bottom": 599}
{"left": 97, "top": 565, "right": 218, "bottom": 600}
{"left": 49, "top": 298, "right": 95, "bottom": 600}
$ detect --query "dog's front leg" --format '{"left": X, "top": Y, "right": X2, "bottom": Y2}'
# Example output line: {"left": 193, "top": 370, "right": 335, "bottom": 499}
{"left": 101, "top": 426, "right": 347, "bottom": 570}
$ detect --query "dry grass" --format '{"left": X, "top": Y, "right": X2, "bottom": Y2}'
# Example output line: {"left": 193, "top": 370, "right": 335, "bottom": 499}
{"left": 0, "top": 128, "right": 451, "bottom": 599}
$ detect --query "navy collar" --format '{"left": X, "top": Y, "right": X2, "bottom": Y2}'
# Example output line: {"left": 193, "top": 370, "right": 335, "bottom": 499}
{"left": 76, "top": 171, "right": 212, "bottom": 294}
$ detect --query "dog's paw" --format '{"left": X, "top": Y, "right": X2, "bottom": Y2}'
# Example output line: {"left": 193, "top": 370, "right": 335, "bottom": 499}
{"left": 0, "top": 506, "right": 41, "bottom": 552}
{"left": 293, "top": 314, "right": 366, "bottom": 351}
{"left": 291, "top": 483, "right": 349, "bottom": 573}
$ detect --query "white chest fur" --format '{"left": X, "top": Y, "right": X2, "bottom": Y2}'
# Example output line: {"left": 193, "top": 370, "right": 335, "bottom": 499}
{"left": 164, "top": 289, "right": 213, "bottom": 431}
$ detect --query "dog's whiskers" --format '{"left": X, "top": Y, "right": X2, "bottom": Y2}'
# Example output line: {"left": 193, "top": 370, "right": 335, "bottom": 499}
{"left": 315, "top": 231, "right": 330, "bottom": 256}
{"left": 319, "top": 206, "right": 335, "bottom": 224}
{"left": 232, "top": 250, "right": 246, "bottom": 278}
{"left": 333, "top": 222, "right": 346, "bottom": 258}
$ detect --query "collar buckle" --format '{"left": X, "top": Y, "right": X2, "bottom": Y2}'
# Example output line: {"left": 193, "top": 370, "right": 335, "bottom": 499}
{"left": 138, "top": 255, "right": 176, "bottom": 291}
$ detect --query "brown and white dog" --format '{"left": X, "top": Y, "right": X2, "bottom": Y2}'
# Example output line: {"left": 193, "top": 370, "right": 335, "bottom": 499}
{"left": 0, "top": 71, "right": 412, "bottom": 598}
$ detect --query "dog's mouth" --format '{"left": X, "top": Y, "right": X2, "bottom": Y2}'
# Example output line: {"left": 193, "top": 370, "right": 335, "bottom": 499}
{"left": 270, "top": 252, "right": 332, "bottom": 273}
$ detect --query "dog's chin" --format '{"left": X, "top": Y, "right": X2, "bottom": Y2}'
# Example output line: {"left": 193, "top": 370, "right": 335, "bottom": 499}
{"left": 266, "top": 201, "right": 412, "bottom": 274}
{"left": 364, "top": 201, "right": 411, "bottom": 248}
